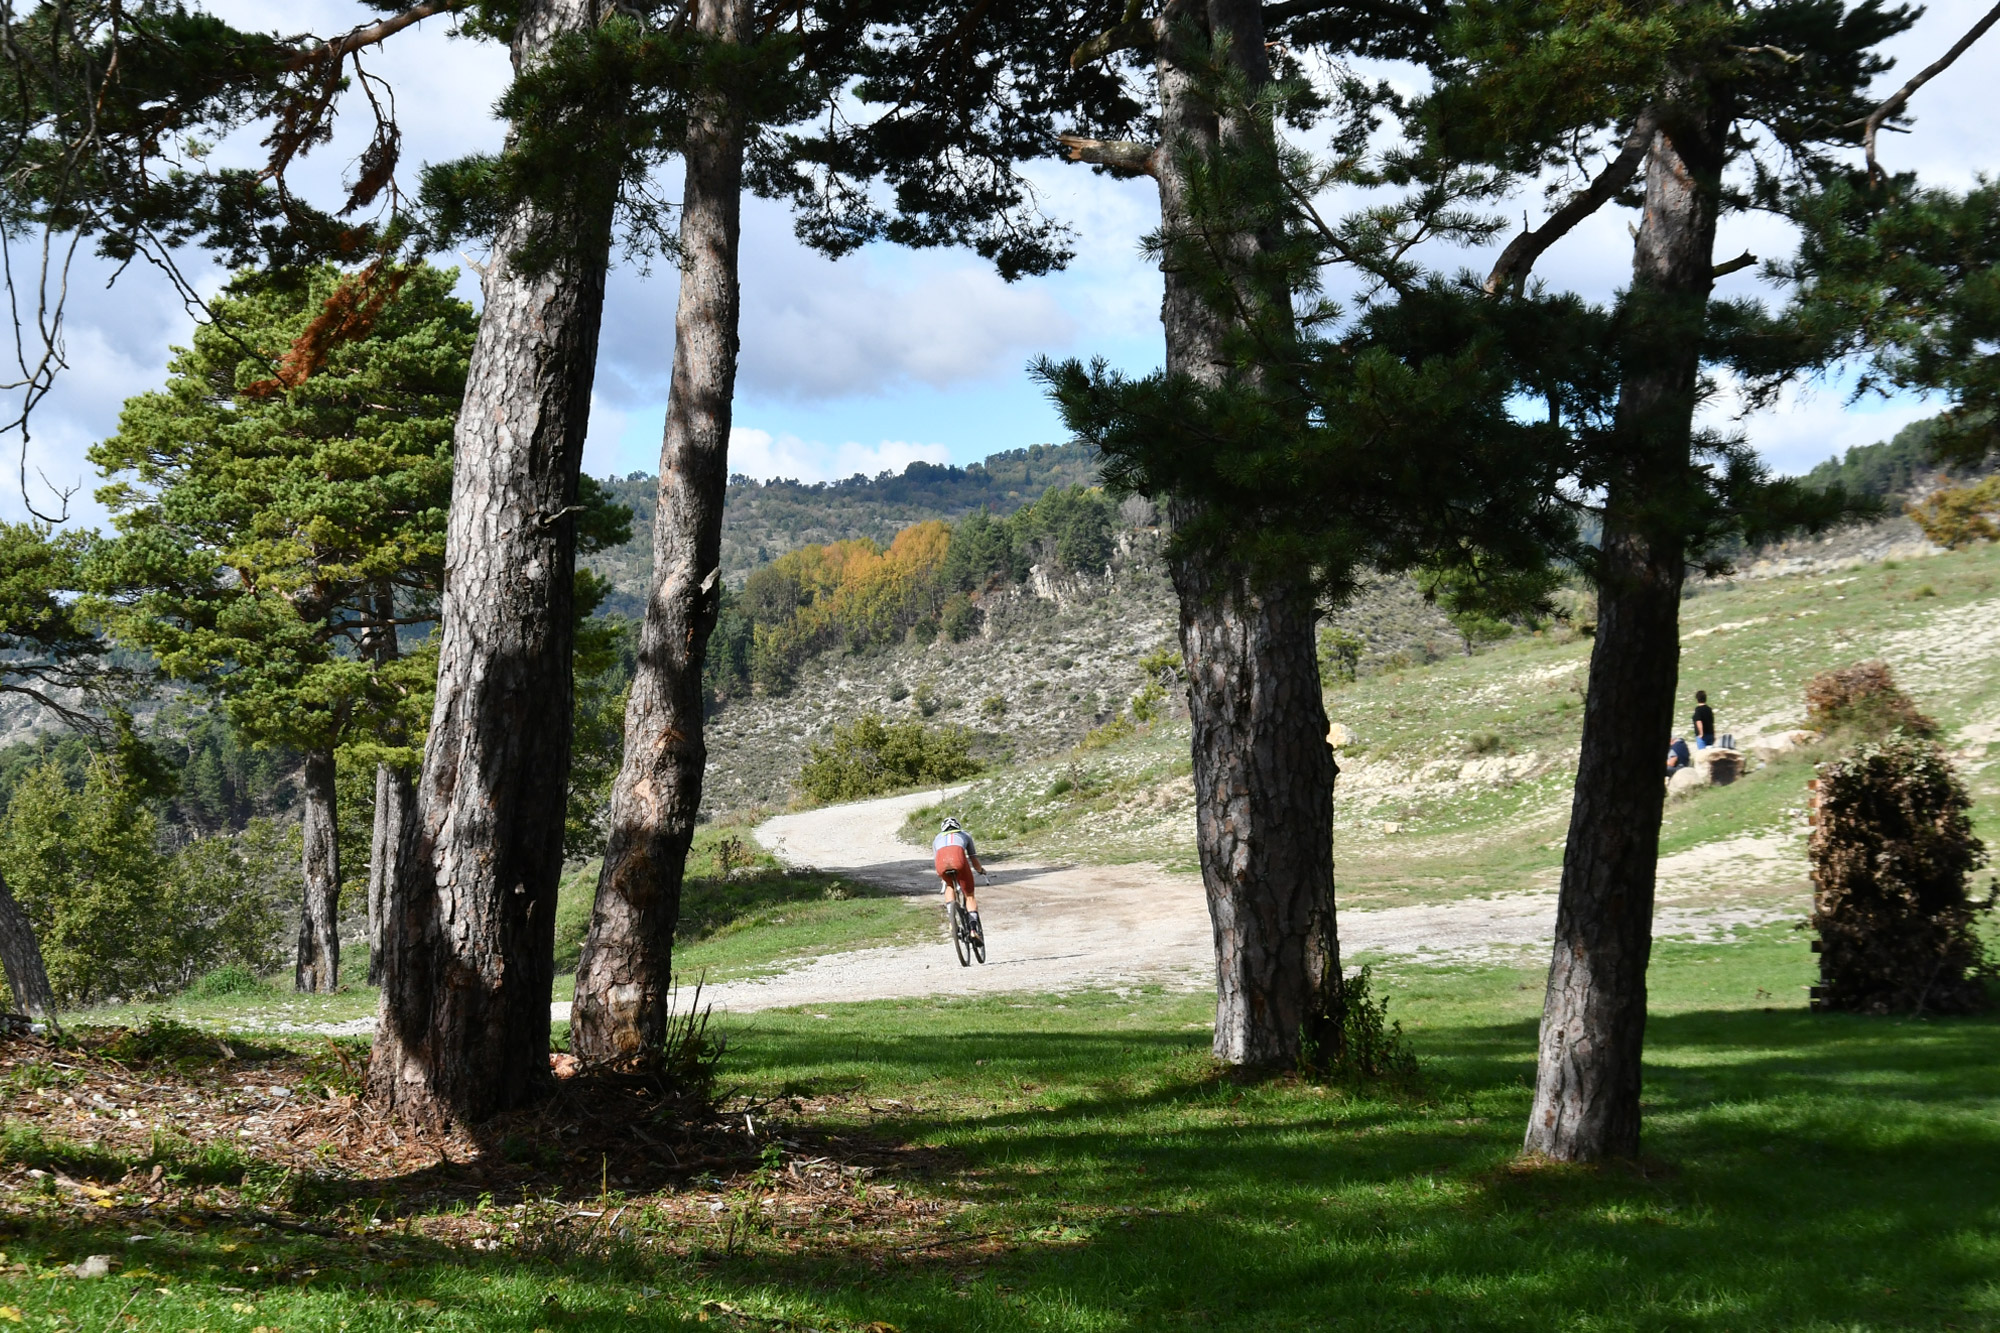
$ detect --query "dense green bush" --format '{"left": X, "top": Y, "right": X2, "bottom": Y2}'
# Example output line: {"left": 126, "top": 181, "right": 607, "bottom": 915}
{"left": 1809, "top": 733, "right": 1992, "bottom": 1015}
{"left": 185, "top": 963, "right": 269, "bottom": 998}
{"left": 796, "top": 714, "right": 981, "bottom": 803}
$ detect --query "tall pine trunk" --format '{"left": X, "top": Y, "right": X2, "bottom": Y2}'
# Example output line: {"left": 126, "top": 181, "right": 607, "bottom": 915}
{"left": 1524, "top": 110, "right": 1723, "bottom": 1160}
{"left": 364, "top": 581, "right": 410, "bottom": 988}
{"left": 1155, "top": 0, "right": 1340, "bottom": 1067}
{"left": 0, "top": 868, "right": 57, "bottom": 1027}
{"left": 366, "top": 762, "right": 413, "bottom": 987}
{"left": 569, "top": 0, "right": 747, "bottom": 1064}
{"left": 368, "top": 0, "right": 619, "bottom": 1126}
{"left": 294, "top": 748, "right": 341, "bottom": 993}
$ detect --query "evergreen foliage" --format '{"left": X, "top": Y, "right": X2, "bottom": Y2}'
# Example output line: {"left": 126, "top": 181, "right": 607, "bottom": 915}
{"left": 1778, "top": 176, "right": 2000, "bottom": 467}
{"left": 1809, "top": 733, "right": 1992, "bottom": 1015}
{"left": 84, "top": 263, "right": 473, "bottom": 768}
{"left": 0, "top": 756, "right": 292, "bottom": 1006}
{"left": 1800, "top": 417, "right": 1957, "bottom": 499}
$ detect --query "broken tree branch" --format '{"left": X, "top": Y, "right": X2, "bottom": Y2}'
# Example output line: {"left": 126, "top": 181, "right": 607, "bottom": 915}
{"left": 1850, "top": 0, "right": 2000, "bottom": 180}
{"left": 1710, "top": 250, "right": 1757, "bottom": 279}
{"left": 1484, "top": 107, "right": 1661, "bottom": 295}
{"left": 1057, "top": 134, "right": 1159, "bottom": 176}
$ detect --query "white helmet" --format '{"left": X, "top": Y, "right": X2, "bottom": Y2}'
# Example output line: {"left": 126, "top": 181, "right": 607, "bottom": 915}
{"left": 940, "top": 816, "right": 962, "bottom": 833}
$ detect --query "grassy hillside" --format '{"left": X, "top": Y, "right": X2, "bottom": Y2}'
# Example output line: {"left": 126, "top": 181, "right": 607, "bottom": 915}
{"left": 909, "top": 533, "right": 2000, "bottom": 919}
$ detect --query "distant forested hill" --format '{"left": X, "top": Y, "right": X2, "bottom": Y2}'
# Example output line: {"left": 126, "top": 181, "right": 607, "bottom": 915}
{"left": 587, "top": 441, "right": 1098, "bottom": 617}
{"left": 1798, "top": 415, "right": 1996, "bottom": 500}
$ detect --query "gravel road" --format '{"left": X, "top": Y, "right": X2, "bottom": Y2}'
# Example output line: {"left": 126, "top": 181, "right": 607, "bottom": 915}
{"left": 271, "top": 788, "right": 1804, "bottom": 1033}
{"left": 682, "top": 787, "right": 1799, "bottom": 1013}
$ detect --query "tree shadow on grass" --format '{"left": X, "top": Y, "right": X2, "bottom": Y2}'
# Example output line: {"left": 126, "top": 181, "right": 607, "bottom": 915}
{"left": 715, "top": 1006, "right": 2000, "bottom": 1330}
{"left": 9, "top": 1009, "right": 1996, "bottom": 1331}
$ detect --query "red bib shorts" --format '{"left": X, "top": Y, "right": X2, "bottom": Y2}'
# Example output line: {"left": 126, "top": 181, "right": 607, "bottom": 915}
{"left": 933, "top": 843, "right": 973, "bottom": 889}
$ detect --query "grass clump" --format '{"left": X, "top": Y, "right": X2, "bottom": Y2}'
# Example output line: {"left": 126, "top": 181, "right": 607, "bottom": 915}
{"left": 183, "top": 963, "right": 268, "bottom": 999}
{"left": 797, "top": 712, "right": 980, "bottom": 803}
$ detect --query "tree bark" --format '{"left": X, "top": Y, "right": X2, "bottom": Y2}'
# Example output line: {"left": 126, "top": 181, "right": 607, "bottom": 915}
{"left": 364, "top": 580, "right": 410, "bottom": 988}
{"left": 367, "top": 0, "right": 619, "bottom": 1126}
{"left": 1524, "top": 107, "right": 1724, "bottom": 1161}
{"left": 366, "top": 761, "right": 413, "bottom": 987}
{"left": 0, "top": 867, "right": 57, "bottom": 1027}
{"left": 569, "top": 0, "right": 747, "bottom": 1065}
{"left": 1154, "top": 0, "right": 1341, "bottom": 1068}
{"left": 294, "top": 747, "right": 342, "bottom": 993}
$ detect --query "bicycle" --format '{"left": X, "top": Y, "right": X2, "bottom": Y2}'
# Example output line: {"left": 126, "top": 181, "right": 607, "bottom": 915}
{"left": 943, "top": 867, "right": 986, "bottom": 966}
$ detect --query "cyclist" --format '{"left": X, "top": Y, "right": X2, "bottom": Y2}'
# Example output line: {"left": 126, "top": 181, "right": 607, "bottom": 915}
{"left": 932, "top": 816, "right": 987, "bottom": 943}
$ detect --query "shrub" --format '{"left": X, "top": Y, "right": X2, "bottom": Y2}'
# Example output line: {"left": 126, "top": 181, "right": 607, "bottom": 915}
{"left": 796, "top": 714, "right": 982, "bottom": 803}
{"left": 1464, "top": 731, "right": 1502, "bottom": 756}
{"left": 1317, "top": 626, "right": 1364, "bottom": 684}
{"left": 1129, "top": 680, "right": 1167, "bottom": 723}
{"left": 980, "top": 694, "right": 1008, "bottom": 719}
{"left": 0, "top": 757, "right": 294, "bottom": 1006}
{"left": 1809, "top": 734, "right": 1993, "bottom": 1015}
{"left": 912, "top": 680, "right": 940, "bottom": 717}
{"left": 185, "top": 964, "right": 268, "bottom": 999}
{"left": 941, "top": 593, "right": 980, "bottom": 642}
{"left": 1906, "top": 475, "right": 2000, "bottom": 549}
{"left": 1300, "top": 966, "right": 1420, "bottom": 1085}
{"left": 1804, "top": 661, "right": 1938, "bottom": 739}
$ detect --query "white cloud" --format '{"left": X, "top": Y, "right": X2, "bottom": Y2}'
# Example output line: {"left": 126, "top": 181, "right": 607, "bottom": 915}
{"left": 593, "top": 197, "right": 1079, "bottom": 408}
{"left": 1700, "top": 372, "right": 1942, "bottom": 477}
{"left": 727, "top": 428, "right": 950, "bottom": 484}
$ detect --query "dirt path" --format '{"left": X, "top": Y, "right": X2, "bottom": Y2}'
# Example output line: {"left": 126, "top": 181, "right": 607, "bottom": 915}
{"left": 680, "top": 788, "right": 1801, "bottom": 1014}
{"left": 254, "top": 790, "right": 1804, "bottom": 1034}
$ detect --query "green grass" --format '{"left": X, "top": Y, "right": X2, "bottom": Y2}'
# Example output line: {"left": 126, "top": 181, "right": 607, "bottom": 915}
{"left": 7, "top": 934, "right": 1998, "bottom": 1331}
{"left": 559, "top": 822, "right": 933, "bottom": 986}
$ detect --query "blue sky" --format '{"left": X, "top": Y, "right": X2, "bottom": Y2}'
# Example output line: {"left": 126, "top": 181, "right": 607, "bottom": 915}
{"left": 7, "top": 0, "right": 1994, "bottom": 527}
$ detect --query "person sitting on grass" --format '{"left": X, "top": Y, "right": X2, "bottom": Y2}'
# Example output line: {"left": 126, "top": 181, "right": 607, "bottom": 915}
{"left": 933, "top": 816, "right": 987, "bottom": 942}
{"left": 1665, "top": 736, "right": 1692, "bottom": 779}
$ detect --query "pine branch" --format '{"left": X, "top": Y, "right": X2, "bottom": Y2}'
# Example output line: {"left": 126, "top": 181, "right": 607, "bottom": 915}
{"left": 1483, "top": 108, "right": 1660, "bottom": 295}
{"left": 1071, "top": 16, "right": 1161, "bottom": 67}
{"left": 1262, "top": 0, "right": 1432, "bottom": 26}
{"left": 285, "top": 1, "right": 470, "bottom": 70}
{"left": 1058, "top": 134, "right": 1158, "bottom": 176}
{"left": 1849, "top": 0, "right": 2000, "bottom": 181}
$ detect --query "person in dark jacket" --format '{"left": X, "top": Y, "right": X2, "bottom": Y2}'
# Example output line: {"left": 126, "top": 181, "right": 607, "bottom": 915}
{"left": 1665, "top": 736, "right": 1692, "bottom": 778}
{"left": 1692, "top": 690, "right": 1716, "bottom": 749}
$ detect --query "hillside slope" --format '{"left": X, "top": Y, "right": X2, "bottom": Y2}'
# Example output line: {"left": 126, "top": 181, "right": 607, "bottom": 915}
{"left": 911, "top": 526, "right": 1999, "bottom": 932}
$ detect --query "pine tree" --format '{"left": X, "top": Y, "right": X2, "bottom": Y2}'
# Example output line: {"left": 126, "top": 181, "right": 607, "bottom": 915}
{"left": 1413, "top": 0, "right": 1911, "bottom": 1160}
{"left": 87, "top": 263, "right": 473, "bottom": 994}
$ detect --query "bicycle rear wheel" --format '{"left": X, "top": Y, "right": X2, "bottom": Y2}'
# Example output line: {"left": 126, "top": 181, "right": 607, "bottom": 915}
{"left": 950, "top": 889, "right": 971, "bottom": 967}
{"left": 971, "top": 917, "right": 986, "bottom": 965}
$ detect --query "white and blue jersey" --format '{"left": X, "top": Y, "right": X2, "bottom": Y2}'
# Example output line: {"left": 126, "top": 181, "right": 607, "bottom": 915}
{"left": 933, "top": 829, "right": 977, "bottom": 858}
